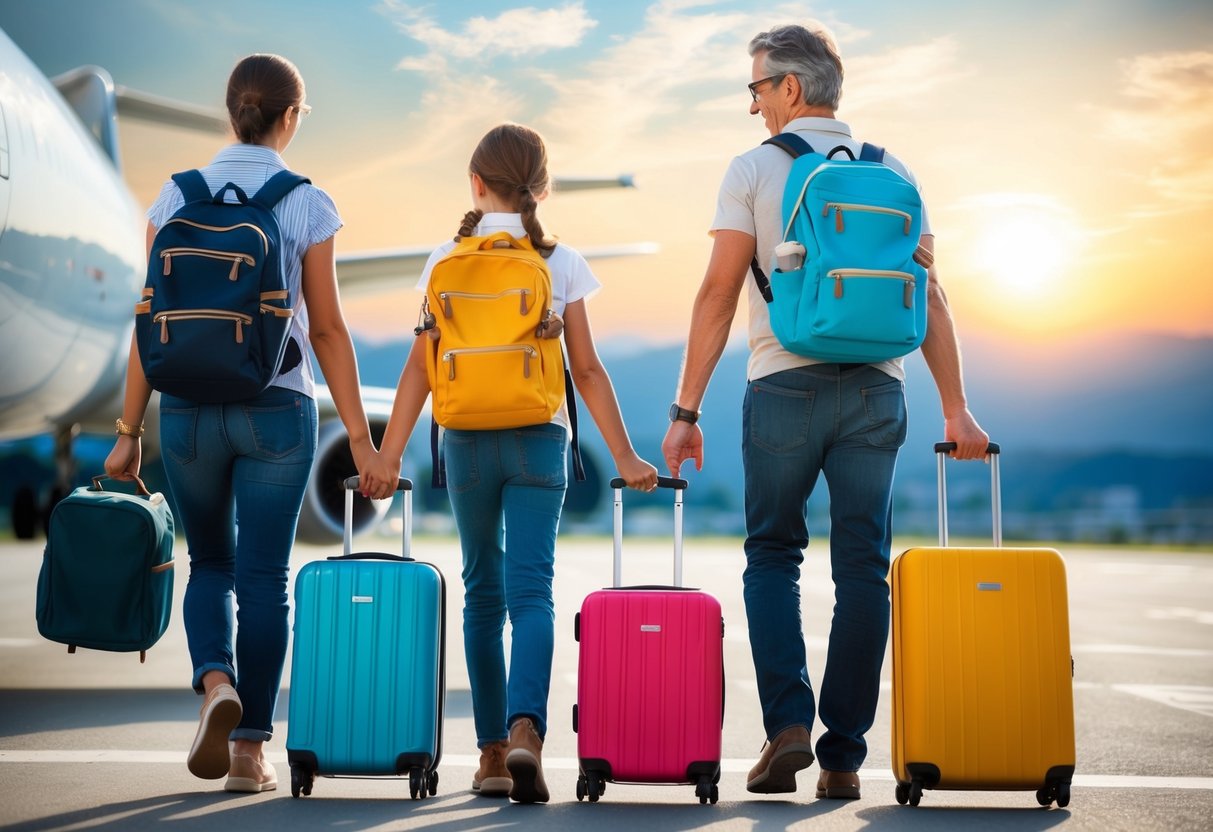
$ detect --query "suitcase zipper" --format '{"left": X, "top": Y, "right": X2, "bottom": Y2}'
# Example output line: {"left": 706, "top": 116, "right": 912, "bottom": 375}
{"left": 160, "top": 247, "right": 256, "bottom": 281}
{"left": 154, "top": 309, "right": 254, "bottom": 344}
{"left": 821, "top": 202, "right": 913, "bottom": 234}
{"left": 442, "top": 345, "right": 536, "bottom": 380}
{"left": 826, "top": 268, "right": 916, "bottom": 307}
{"left": 439, "top": 288, "right": 532, "bottom": 317}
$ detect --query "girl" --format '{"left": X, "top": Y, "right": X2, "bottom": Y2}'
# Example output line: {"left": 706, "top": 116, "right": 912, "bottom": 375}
{"left": 105, "top": 54, "right": 380, "bottom": 793}
{"left": 365, "top": 123, "right": 657, "bottom": 803}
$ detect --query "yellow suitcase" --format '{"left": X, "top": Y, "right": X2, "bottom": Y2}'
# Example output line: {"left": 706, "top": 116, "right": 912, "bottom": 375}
{"left": 890, "top": 443, "right": 1075, "bottom": 808}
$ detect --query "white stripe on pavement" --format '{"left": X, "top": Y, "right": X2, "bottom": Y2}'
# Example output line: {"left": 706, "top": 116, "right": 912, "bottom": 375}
{"left": 1, "top": 751, "right": 1209, "bottom": 790}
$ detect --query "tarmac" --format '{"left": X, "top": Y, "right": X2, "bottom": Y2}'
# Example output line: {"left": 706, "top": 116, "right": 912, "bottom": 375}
{"left": 2, "top": 531, "right": 1211, "bottom": 831}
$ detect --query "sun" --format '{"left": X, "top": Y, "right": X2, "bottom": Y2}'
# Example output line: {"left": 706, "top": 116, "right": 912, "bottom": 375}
{"left": 971, "top": 212, "right": 1076, "bottom": 296}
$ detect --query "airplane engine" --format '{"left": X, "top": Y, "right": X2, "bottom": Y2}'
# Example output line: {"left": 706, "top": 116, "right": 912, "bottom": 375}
{"left": 295, "top": 416, "right": 390, "bottom": 544}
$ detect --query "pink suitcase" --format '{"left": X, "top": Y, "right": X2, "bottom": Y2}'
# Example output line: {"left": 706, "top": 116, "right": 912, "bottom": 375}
{"left": 573, "top": 476, "right": 724, "bottom": 804}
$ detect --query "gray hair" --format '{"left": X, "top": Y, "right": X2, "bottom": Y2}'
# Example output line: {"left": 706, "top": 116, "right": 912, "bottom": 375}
{"left": 748, "top": 25, "right": 843, "bottom": 110}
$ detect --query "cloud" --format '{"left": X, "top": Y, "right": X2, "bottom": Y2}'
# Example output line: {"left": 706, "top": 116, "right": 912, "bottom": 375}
{"left": 379, "top": 0, "right": 598, "bottom": 72}
{"left": 843, "top": 37, "right": 965, "bottom": 112}
{"left": 1099, "top": 49, "right": 1213, "bottom": 209}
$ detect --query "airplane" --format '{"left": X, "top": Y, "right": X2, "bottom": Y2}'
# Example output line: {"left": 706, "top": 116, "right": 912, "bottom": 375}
{"left": 0, "top": 28, "right": 652, "bottom": 542}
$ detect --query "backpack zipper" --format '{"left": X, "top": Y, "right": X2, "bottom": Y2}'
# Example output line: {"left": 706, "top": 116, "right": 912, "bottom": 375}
{"left": 161, "top": 248, "right": 256, "bottom": 281}
{"left": 826, "top": 269, "right": 916, "bottom": 308}
{"left": 442, "top": 345, "right": 537, "bottom": 380}
{"left": 821, "top": 202, "right": 913, "bottom": 235}
{"left": 153, "top": 309, "right": 254, "bottom": 344}
{"left": 162, "top": 218, "right": 270, "bottom": 254}
{"left": 439, "top": 288, "right": 532, "bottom": 317}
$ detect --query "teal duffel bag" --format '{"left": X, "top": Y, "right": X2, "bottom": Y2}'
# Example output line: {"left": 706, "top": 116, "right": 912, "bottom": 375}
{"left": 36, "top": 475, "right": 175, "bottom": 662}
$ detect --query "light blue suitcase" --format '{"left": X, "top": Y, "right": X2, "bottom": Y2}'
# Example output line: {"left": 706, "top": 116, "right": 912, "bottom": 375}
{"left": 286, "top": 478, "right": 445, "bottom": 799}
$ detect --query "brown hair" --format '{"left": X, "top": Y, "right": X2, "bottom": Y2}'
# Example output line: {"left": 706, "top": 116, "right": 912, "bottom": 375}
{"left": 226, "top": 54, "right": 305, "bottom": 144}
{"left": 456, "top": 123, "right": 556, "bottom": 256}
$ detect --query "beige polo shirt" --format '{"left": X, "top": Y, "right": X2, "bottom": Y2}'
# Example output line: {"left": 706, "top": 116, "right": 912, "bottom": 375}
{"left": 711, "top": 117, "right": 932, "bottom": 383}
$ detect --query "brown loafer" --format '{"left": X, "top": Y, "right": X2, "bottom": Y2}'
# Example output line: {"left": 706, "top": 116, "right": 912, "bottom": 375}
{"left": 505, "top": 718, "right": 549, "bottom": 803}
{"left": 816, "top": 768, "right": 860, "bottom": 799}
{"left": 746, "top": 725, "right": 815, "bottom": 794}
{"left": 225, "top": 752, "right": 278, "bottom": 793}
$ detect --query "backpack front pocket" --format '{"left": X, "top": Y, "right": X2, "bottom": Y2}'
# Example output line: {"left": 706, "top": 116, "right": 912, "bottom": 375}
{"left": 438, "top": 345, "right": 552, "bottom": 428}
{"left": 812, "top": 269, "right": 919, "bottom": 345}
{"left": 154, "top": 310, "right": 254, "bottom": 344}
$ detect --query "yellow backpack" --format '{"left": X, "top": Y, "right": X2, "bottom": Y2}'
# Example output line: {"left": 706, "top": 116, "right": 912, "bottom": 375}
{"left": 424, "top": 232, "right": 566, "bottom": 430}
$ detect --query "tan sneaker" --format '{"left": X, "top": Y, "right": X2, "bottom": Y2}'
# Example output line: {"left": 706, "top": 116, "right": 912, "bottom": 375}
{"left": 472, "top": 740, "right": 511, "bottom": 796}
{"left": 224, "top": 753, "right": 279, "bottom": 793}
{"left": 186, "top": 683, "right": 242, "bottom": 780}
{"left": 505, "top": 718, "right": 549, "bottom": 803}
{"left": 746, "top": 724, "right": 815, "bottom": 794}
{"left": 816, "top": 768, "right": 861, "bottom": 799}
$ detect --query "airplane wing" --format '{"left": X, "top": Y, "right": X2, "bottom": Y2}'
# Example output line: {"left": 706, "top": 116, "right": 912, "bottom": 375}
{"left": 334, "top": 242, "right": 660, "bottom": 297}
{"left": 114, "top": 85, "right": 228, "bottom": 134}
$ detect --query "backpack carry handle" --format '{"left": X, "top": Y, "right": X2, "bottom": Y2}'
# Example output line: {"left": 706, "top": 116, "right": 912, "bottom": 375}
{"left": 89, "top": 474, "right": 152, "bottom": 496}
{"left": 934, "top": 442, "right": 1002, "bottom": 547}
{"left": 212, "top": 182, "right": 250, "bottom": 205}
{"left": 610, "top": 476, "right": 689, "bottom": 588}
{"left": 341, "top": 477, "right": 412, "bottom": 559}
{"left": 476, "top": 231, "right": 528, "bottom": 252}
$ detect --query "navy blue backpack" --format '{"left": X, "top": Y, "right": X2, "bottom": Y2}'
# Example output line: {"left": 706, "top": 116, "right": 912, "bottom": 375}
{"left": 136, "top": 169, "right": 309, "bottom": 402}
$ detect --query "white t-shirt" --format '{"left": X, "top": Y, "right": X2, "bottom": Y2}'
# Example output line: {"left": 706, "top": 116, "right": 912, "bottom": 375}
{"left": 417, "top": 212, "right": 601, "bottom": 429}
{"left": 711, "top": 117, "right": 931, "bottom": 383}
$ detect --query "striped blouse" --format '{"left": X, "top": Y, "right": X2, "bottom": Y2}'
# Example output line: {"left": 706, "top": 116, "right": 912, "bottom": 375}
{"left": 146, "top": 143, "right": 343, "bottom": 399}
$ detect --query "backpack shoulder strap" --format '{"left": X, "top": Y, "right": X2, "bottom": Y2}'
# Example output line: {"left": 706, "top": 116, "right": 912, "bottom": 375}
{"left": 170, "top": 169, "right": 213, "bottom": 203}
{"left": 762, "top": 132, "right": 815, "bottom": 159}
{"left": 859, "top": 142, "right": 886, "bottom": 163}
{"left": 251, "top": 170, "right": 311, "bottom": 210}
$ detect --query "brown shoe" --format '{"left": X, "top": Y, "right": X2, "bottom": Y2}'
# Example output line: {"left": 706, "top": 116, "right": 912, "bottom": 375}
{"left": 472, "top": 740, "right": 511, "bottom": 796}
{"left": 505, "top": 718, "right": 549, "bottom": 803}
{"left": 816, "top": 768, "right": 861, "bottom": 799}
{"left": 746, "top": 725, "right": 815, "bottom": 794}
{"left": 224, "top": 752, "right": 278, "bottom": 793}
{"left": 187, "top": 683, "right": 242, "bottom": 780}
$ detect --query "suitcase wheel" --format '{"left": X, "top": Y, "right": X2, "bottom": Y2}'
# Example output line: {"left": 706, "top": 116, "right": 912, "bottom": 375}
{"left": 895, "top": 782, "right": 908, "bottom": 805}
{"left": 896, "top": 780, "right": 923, "bottom": 807}
{"left": 290, "top": 763, "right": 314, "bottom": 798}
{"left": 427, "top": 769, "right": 439, "bottom": 796}
{"left": 1036, "top": 782, "right": 1070, "bottom": 808}
{"left": 577, "top": 772, "right": 604, "bottom": 803}
{"left": 694, "top": 777, "right": 719, "bottom": 804}
{"left": 409, "top": 768, "right": 424, "bottom": 800}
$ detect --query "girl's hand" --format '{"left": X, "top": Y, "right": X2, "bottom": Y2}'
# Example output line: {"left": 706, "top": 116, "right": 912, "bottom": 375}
{"left": 104, "top": 436, "right": 142, "bottom": 481}
{"left": 615, "top": 452, "right": 658, "bottom": 492}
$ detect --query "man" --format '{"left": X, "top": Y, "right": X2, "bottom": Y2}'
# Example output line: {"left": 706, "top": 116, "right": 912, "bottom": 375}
{"left": 661, "top": 24, "right": 989, "bottom": 801}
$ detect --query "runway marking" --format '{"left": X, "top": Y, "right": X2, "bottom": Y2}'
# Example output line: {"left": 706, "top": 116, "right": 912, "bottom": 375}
{"left": 1112, "top": 685, "right": 1213, "bottom": 719}
{"left": 0, "top": 638, "right": 36, "bottom": 648}
{"left": 0, "top": 751, "right": 1210, "bottom": 790}
{"left": 1072, "top": 643, "right": 1213, "bottom": 658}
{"left": 1146, "top": 607, "right": 1213, "bottom": 626}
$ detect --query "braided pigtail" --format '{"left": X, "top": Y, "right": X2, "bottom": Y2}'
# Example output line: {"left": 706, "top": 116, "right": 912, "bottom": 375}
{"left": 518, "top": 188, "right": 556, "bottom": 257}
{"left": 454, "top": 209, "right": 484, "bottom": 242}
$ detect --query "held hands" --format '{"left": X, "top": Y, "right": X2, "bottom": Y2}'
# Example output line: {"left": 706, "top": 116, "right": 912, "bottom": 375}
{"left": 943, "top": 408, "right": 991, "bottom": 461}
{"left": 661, "top": 420, "right": 703, "bottom": 479}
{"left": 349, "top": 438, "right": 401, "bottom": 501}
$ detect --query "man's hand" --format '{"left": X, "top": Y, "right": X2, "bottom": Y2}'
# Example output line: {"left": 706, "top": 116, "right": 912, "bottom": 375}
{"left": 661, "top": 420, "right": 704, "bottom": 478}
{"left": 944, "top": 408, "right": 990, "bottom": 461}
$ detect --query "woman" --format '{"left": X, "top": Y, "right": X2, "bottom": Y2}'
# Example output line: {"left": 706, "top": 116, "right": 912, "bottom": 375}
{"left": 105, "top": 53, "right": 379, "bottom": 793}
{"left": 365, "top": 123, "right": 657, "bottom": 803}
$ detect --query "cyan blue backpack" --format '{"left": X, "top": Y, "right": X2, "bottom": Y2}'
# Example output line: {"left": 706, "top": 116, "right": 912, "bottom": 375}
{"left": 136, "top": 169, "right": 309, "bottom": 402}
{"left": 751, "top": 134, "right": 928, "bottom": 363}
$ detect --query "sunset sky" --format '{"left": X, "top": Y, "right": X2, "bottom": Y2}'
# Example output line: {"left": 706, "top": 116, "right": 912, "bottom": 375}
{"left": 3, "top": 0, "right": 1211, "bottom": 347}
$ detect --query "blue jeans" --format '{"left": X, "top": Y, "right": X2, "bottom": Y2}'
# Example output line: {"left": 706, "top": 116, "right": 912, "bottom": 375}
{"left": 442, "top": 423, "right": 567, "bottom": 746}
{"left": 159, "top": 386, "right": 317, "bottom": 742}
{"left": 741, "top": 364, "right": 906, "bottom": 772}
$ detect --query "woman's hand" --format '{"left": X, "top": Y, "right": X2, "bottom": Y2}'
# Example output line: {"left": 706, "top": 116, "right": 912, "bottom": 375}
{"left": 104, "top": 436, "right": 142, "bottom": 481}
{"left": 615, "top": 451, "right": 658, "bottom": 492}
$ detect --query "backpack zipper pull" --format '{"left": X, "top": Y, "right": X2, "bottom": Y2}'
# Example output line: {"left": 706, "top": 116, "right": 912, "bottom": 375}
{"left": 442, "top": 294, "right": 454, "bottom": 317}
{"left": 904, "top": 278, "right": 914, "bottom": 308}
{"left": 234, "top": 318, "right": 244, "bottom": 344}
{"left": 519, "top": 290, "right": 530, "bottom": 315}
{"left": 834, "top": 274, "right": 844, "bottom": 298}
{"left": 835, "top": 206, "right": 844, "bottom": 233}
{"left": 162, "top": 252, "right": 172, "bottom": 276}
{"left": 229, "top": 258, "right": 240, "bottom": 281}
{"left": 445, "top": 352, "right": 455, "bottom": 380}
{"left": 160, "top": 317, "right": 169, "bottom": 344}
{"left": 523, "top": 348, "right": 532, "bottom": 378}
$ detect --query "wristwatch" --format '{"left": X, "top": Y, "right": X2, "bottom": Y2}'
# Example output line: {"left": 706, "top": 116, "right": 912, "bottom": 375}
{"left": 668, "top": 403, "right": 700, "bottom": 425}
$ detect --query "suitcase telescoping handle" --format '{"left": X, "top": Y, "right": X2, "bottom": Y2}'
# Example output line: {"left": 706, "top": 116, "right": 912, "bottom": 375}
{"left": 609, "top": 476, "right": 688, "bottom": 588}
{"left": 339, "top": 477, "right": 412, "bottom": 559}
{"left": 935, "top": 442, "right": 1001, "bottom": 547}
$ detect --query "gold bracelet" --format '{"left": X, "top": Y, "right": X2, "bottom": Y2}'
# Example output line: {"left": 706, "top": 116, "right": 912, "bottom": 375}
{"left": 115, "top": 418, "right": 144, "bottom": 437}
